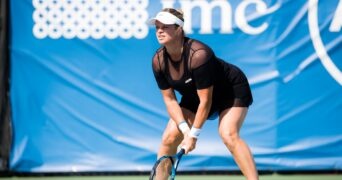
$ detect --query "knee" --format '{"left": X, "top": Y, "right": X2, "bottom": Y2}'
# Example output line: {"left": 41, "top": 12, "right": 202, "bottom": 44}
{"left": 220, "top": 130, "right": 240, "bottom": 151}
{"left": 161, "top": 132, "right": 180, "bottom": 147}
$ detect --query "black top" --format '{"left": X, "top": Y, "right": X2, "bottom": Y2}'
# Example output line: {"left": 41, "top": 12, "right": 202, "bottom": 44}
{"left": 153, "top": 37, "right": 217, "bottom": 89}
{"left": 152, "top": 37, "right": 253, "bottom": 116}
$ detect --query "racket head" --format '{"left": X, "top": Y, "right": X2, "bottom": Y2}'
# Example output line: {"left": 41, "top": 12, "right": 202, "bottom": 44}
{"left": 149, "top": 156, "right": 174, "bottom": 180}
{"left": 149, "top": 148, "right": 185, "bottom": 180}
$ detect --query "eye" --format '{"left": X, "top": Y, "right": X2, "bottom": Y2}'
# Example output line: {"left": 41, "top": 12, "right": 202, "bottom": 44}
{"left": 155, "top": 25, "right": 175, "bottom": 30}
{"left": 156, "top": 25, "right": 167, "bottom": 30}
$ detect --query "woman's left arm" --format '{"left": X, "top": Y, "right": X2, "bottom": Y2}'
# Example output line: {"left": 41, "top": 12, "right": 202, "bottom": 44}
{"left": 182, "top": 86, "right": 213, "bottom": 154}
{"left": 190, "top": 49, "right": 215, "bottom": 130}
{"left": 182, "top": 46, "right": 215, "bottom": 153}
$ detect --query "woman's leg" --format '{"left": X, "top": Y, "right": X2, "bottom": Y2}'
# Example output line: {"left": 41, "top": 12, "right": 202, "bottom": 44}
{"left": 157, "top": 108, "right": 195, "bottom": 158}
{"left": 219, "top": 107, "right": 258, "bottom": 180}
{"left": 155, "top": 108, "right": 195, "bottom": 180}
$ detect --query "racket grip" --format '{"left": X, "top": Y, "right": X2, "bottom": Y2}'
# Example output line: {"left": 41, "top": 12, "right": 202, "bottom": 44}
{"left": 179, "top": 148, "right": 185, "bottom": 155}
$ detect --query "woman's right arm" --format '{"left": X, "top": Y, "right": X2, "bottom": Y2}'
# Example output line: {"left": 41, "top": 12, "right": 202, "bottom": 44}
{"left": 161, "top": 88, "right": 189, "bottom": 134}
{"left": 152, "top": 53, "right": 189, "bottom": 134}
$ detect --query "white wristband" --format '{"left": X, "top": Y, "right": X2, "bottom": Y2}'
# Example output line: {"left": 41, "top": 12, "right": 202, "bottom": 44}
{"left": 178, "top": 121, "right": 190, "bottom": 134}
{"left": 189, "top": 127, "right": 201, "bottom": 138}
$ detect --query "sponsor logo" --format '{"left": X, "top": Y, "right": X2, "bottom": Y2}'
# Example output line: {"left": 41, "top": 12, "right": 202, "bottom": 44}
{"left": 308, "top": 0, "right": 342, "bottom": 85}
{"left": 185, "top": 78, "right": 192, "bottom": 83}
{"left": 32, "top": 0, "right": 275, "bottom": 39}
{"left": 32, "top": 0, "right": 149, "bottom": 39}
{"left": 161, "top": 0, "right": 276, "bottom": 35}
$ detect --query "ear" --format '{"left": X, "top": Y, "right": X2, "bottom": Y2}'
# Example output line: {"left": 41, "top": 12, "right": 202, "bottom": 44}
{"left": 176, "top": 26, "right": 183, "bottom": 32}
{"left": 178, "top": 28, "right": 184, "bottom": 36}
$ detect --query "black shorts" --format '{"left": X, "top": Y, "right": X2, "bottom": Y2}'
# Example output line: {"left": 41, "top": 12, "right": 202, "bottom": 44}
{"left": 179, "top": 63, "right": 253, "bottom": 118}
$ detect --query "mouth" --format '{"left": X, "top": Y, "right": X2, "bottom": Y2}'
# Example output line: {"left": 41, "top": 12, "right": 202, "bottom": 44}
{"left": 157, "top": 36, "right": 165, "bottom": 40}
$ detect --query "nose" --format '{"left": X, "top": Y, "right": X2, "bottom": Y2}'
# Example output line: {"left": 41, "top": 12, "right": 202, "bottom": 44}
{"left": 156, "top": 27, "right": 163, "bottom": 34}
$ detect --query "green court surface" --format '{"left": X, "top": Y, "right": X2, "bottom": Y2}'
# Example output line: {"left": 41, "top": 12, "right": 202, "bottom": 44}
{"left": 1, "top": 174, "right": 342, "bottom": 180}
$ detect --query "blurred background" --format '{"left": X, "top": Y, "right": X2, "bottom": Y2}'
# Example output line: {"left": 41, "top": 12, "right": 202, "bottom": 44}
{"left": 0, "top": 0, "right": 341, "bottom": 177}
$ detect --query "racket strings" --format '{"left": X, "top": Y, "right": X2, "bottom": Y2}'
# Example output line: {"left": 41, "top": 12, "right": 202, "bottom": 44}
{"left": 152, "top": 157, "right": 174, "bottom": 180}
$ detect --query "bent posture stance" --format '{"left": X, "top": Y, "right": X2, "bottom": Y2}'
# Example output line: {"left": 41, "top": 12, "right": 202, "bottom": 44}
{"left": 149, "top": 8, "right": 259, "bottom": 180}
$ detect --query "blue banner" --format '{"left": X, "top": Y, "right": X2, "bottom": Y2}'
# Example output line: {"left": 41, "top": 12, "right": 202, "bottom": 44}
{"left": 9, "top": 0, "right": 342, "bottom": 172}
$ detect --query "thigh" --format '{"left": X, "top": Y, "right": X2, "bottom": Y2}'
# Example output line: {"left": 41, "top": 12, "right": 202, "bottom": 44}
{"left": 218, "top": 107, "right": 248, "bottom": 134}
{"left": 182, "top": 107, "right": 196, "bottom": 126}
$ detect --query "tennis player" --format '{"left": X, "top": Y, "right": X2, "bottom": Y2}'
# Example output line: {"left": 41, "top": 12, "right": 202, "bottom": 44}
{"left": 149, "top": 8, "right": 259, "bottom": 180}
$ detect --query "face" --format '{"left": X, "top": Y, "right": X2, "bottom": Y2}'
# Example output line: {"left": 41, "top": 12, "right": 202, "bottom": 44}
{"left": 155, "top": 21, "right": 181, "bottom": 45}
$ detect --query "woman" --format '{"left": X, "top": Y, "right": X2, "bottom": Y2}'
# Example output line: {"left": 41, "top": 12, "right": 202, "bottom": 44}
{"left": 149, "top": 8, "right": 259, "bottom": 180}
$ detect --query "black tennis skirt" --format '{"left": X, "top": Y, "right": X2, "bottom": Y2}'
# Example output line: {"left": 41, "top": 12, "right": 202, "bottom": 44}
{"left": 180, "top": 62, "right": 253, "bottom": 119}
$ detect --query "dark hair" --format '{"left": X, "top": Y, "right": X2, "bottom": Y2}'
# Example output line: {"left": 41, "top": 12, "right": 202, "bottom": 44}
{"left": 162, "top": 8, "right": 184, "bottom": 22}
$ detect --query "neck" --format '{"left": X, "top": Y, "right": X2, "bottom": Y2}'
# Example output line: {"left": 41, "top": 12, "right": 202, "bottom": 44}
{"left": 165, "top": 37, "right": 184, "bottom": 61}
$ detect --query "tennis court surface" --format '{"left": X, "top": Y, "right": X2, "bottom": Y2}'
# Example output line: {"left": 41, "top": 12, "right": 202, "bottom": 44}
{"left": 1, "top": 174, "right": 342, "bottom": 180}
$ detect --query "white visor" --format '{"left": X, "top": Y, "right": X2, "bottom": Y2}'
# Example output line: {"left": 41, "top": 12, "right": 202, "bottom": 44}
{"left": 148, "top": 11, "right": 184, "bottom": 27}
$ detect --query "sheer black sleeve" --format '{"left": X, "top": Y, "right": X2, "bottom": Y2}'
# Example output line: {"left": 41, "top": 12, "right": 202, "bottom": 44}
{"left": 190, "top": 48, "right": 215, "bottom": 89}
{"left": 152, "top": 52, "right": 170, "bottom": 90}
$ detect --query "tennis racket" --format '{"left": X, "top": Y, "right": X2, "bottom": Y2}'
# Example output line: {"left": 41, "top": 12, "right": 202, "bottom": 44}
{"left": 149, "top": 148, "right": 185, "bottom": 180}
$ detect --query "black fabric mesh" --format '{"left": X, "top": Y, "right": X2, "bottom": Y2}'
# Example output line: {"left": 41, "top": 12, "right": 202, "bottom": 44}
{"left": 152, "top": 38, "right": 215, "bottom": 90}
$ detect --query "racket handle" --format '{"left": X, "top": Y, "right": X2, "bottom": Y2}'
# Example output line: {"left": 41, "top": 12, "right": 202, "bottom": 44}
{"left": 179, "top": 148, "right": 185, "bottom": 155}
